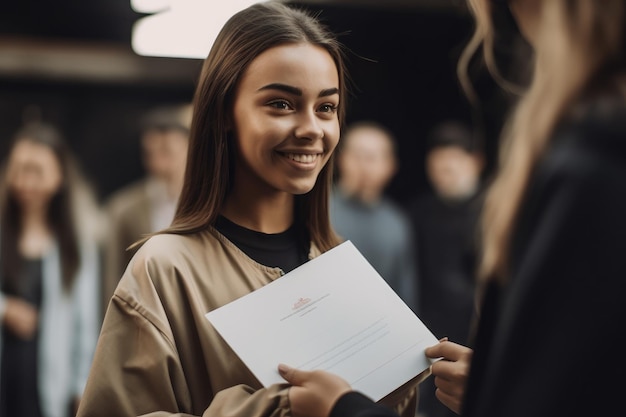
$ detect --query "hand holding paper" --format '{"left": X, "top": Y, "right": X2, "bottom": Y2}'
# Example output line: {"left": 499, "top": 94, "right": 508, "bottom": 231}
{"left": 206, "top": 241, "right": 439, "bottom": 401}
{"left": 277, "top": 364, "right": 352, "bottom": 417}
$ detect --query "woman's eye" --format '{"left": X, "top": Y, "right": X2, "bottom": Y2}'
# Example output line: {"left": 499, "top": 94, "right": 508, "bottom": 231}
{"left": 267, "top": 100, "right": 292, "bottom": 110}
{"left": 318, "top": 103, "right": 338, "bottom": 113}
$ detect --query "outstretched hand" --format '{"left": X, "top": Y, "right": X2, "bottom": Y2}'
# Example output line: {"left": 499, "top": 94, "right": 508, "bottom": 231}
{"left": 278, "top": 364, "right": 352, "bottom": 417}
{"left": 425, "top": 339, "right": 473, "bottom": 414}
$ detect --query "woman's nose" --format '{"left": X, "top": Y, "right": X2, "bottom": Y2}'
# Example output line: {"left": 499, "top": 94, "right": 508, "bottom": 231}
{"left": 294, "top": 111, "right": 324, "bottom": 141}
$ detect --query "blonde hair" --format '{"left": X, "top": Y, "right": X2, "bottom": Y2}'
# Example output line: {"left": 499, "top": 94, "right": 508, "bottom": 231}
{"left": 460, "top": 0, "right": 625, "bottom": 283}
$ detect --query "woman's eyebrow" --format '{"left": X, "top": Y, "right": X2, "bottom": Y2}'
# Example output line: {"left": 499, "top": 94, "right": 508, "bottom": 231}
{"left": 258, "top": 83, "right": 302, "bottom": 96}
{"left": 258, "top": 83, "right": 339, "bottom": 98}
{"left": 319, "top": 87, "right": 339, "bottom": 98}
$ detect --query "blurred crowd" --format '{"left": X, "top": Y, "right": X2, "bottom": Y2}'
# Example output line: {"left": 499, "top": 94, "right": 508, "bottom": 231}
{"left": 0, "top": 103, "right": 194, "bottom": 417}
{"left": 0, "top": 103, "right": 481, "bottom": 416}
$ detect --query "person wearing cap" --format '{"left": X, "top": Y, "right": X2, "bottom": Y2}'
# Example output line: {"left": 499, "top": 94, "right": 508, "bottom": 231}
{"left": 102, "top": 103, "right": 192, "bottom": 314}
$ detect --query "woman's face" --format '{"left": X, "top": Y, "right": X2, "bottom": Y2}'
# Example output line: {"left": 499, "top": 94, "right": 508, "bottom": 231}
{"left": 6, "top": 139, "right": 63, "bottom": 210}
{"left": 426, "top": 146, "right": 482, "bottom": 200}
{"left": 231, "top": 42, "right": 340, "bottom": 197}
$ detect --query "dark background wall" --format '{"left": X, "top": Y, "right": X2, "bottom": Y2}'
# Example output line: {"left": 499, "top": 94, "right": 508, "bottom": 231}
{"left": 0, "top": 0, "right": 511, "bottom": 207}
{"left": 307, "top": 4, "right": 479, "bottom": 204}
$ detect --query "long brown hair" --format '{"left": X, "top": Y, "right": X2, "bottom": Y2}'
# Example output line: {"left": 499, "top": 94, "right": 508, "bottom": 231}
{"left": 160, "top": 2, "right": 347, "bottom": 252}
{"left": 460, "top": 0, "right": 626, "bottom": 283}
{"left": 0, "top": 123, "right": 83, "bottom": 291}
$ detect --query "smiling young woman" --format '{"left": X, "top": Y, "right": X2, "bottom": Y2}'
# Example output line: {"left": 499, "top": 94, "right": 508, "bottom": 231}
{"left": 224, "top": 42, "right": 341, "bottom": 233}
{"left": 76, "top": 3, "right": 420, "bottom": 417}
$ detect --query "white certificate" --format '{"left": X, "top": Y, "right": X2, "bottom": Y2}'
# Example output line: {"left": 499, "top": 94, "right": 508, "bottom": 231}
{"left": 205, "top": 240, "right": 439, "bottom": 401}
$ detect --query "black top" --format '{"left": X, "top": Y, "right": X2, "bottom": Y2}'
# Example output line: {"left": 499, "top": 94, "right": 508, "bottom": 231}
{"left": 462, "top": 98, "right": 626, "bottom": 417}
{"left": 214, "top": 215, "right": 309, "bottom": 274}
{"left": 0, "top": 256, "right": 44, "bottom": 417}
{"left": 409, "top": 191, "right": 482, "bottom": 344}
{"left": 409, "top": 192, "right": 482, "bottom": 417}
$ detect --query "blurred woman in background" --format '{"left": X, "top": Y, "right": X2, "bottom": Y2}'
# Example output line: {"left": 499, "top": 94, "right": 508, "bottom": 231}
{"left": 0, "top": 123, "right": 101, "bottom": 417}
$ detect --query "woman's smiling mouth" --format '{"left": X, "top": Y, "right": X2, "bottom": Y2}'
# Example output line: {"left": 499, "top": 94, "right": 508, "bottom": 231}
{"left": 284, "top": 153, "right": 320, "bottom": 163}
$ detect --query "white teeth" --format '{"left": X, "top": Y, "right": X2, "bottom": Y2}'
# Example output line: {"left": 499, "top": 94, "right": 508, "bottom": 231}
{"left": 285, "top": 153, "right": 318, "bottom": 163}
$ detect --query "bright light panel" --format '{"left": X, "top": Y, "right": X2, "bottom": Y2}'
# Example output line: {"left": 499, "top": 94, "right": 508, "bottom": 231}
{"left": 131, "top": 0, "right": 170, "bottom": 14}
{"left": 131, "top": 0, "right": 270, "bottom": 59}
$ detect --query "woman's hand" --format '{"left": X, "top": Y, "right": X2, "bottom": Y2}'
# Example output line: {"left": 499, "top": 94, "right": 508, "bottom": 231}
{"left": 424, "top": 339, "right": 473, "bottom": 414}
{"left": 278, "top": 363, "right": 352, "bottom": 417}
{"left": 3, "top": 296, "right": 38, "bottom": 340}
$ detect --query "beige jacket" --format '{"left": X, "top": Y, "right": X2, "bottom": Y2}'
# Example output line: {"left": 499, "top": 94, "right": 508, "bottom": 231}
{"left": 77, "top": 227, "right": 420, "bottom": 417}
{"left": 102, "top": 179, "right": 152, "bottom": 313}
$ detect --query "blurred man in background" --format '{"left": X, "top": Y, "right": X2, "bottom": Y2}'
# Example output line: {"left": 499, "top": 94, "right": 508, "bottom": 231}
{"left": 330, "top": 121, "right": 417, "bottom": 312}
{"left": 409, "top": 120, "right": 484, "bottom": 417}
{"left": 102, "top": 103, "right": 192, "bottom": 312}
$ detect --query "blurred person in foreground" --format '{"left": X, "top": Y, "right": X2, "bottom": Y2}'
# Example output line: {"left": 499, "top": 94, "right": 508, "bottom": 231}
{"left": 0, "top": 123, "right": 101, "bottom": 417}
{"left": 278, "top": 0, "right": 626, "bottom": 416}
{"left": 102, "top": 103, "right": 191, "bottom": 310}
{"left": 330, "top": 121, "right": 417, "bottom": 312}
{"left": 409, "top": 121, "right": 484, "bottom": 417}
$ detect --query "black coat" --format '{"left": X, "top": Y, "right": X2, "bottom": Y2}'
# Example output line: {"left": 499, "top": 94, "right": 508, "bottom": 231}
{"left": 462, "top": 98, "right": 626, "bottom": 417}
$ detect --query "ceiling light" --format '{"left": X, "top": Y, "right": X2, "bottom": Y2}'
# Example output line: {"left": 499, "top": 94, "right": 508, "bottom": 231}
{"left": 131, "top": 0, "right": 269, "bottom": 59}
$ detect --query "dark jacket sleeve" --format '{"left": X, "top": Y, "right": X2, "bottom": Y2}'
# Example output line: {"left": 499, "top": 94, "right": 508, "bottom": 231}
{"left": 331, "top": 392, "right": 399, "bottom": 417}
